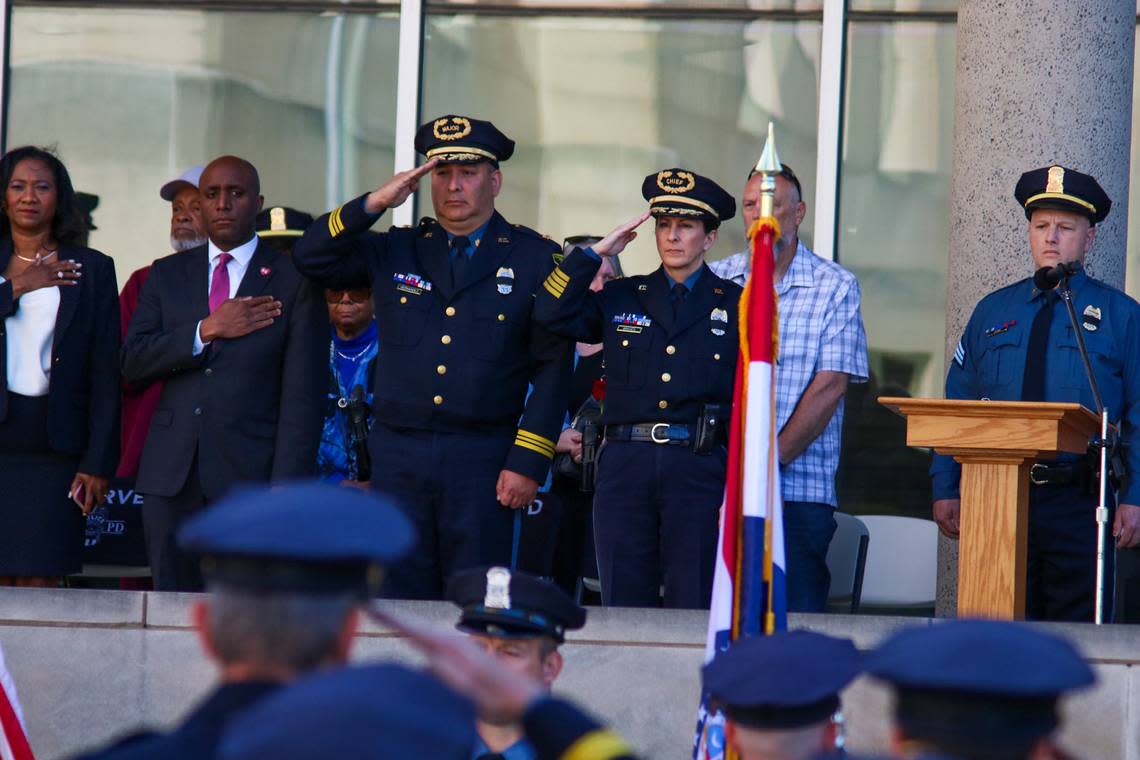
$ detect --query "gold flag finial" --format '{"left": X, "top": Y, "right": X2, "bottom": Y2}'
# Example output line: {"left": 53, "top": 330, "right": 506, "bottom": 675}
{"left": 755, "top": 122, "right": 783, "bottom": 222}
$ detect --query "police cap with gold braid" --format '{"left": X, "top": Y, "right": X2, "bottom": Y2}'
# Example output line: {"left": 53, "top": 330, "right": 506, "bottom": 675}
{"left": 641, "top": 168, "right": 736, "bottom": 225}
{"left": 447, "top": 566, "right": 586, "bottom": 643}
{"left": 1014, "top": 164, "right": 1111, "bottom": 225}
{"left": 414, "top": 114, "right": 515, "bottom": 166}
{"left": 256, "top": 206, "right": 314, "bottom": 238}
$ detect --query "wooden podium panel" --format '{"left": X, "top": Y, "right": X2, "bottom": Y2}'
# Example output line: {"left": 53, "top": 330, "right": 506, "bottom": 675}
{"left": 879, "top": 398, "right": 1099, "bottom": 619}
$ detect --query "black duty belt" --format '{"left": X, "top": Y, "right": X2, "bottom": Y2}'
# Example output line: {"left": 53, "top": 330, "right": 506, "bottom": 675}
{"left": 605, "top": 423, "right": 695, "bottom": 446}
{"left": 1029, "top": 462, "right": 1084, "bottom": 487}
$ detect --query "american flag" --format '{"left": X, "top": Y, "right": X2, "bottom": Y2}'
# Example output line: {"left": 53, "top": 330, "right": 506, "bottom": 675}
{"left": 0, "top": 644, "right": 33, "bottom": 760}
{"left": 692, "top": 211, "right": 788, "bottom": 760}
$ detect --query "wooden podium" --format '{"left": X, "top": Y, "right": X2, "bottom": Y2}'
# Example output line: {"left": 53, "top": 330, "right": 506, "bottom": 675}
{"left": 878, "top": 397, "right": 1099, "bottom": 619}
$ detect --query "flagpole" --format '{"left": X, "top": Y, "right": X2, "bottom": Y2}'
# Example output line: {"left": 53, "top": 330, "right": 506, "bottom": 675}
{"left": 752, "top": 124, "right": 782, "bottom": 635}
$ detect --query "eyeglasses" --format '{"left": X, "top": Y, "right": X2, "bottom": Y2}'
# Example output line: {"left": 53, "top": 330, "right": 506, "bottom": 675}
{"left": 324, "top": 288, "right": 371, "bottom": 304}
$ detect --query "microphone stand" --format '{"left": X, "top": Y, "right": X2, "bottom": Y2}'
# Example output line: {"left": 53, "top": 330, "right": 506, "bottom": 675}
{"left": 1055, "top": 270, "right": 1113, "bottom": 624}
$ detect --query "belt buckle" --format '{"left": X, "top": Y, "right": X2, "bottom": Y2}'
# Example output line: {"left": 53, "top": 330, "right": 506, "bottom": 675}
{"left": 650, "top": 423, "right": 670, "bottom": 444}
{"left": 1029, "top": 463, "right": 1048, "bottom": 486}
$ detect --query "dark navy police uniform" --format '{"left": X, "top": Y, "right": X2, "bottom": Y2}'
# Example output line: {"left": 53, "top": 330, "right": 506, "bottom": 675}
{"left": 293, "top": 115, "right": 571, "bottom": 599}
{"left": 931, "top": 165, "right": 1140, "bottom": 622}
{"left": 535, "top": 168, "right": 739, "bottom": 609}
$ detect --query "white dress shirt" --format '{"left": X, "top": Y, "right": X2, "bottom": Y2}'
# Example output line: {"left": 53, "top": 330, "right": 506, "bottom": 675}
{"left": 193, "top": 236, "right": 259, "bottom": 355}
{"left": 2, "top": 278, "right": 60, "bottom": 396}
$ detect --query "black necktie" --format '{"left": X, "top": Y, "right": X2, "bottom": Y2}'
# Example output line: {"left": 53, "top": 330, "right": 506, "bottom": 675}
{"left": 670, "top": 282, "right": 688, "bottom": 318}
{"left": 1022, "top": 292, "right": 1056, "bottom": 402}
{"left": 450, "top": 235, "right": 471, "bottom": 286}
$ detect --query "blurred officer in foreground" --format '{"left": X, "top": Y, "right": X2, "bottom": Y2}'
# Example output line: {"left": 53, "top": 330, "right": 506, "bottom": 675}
{"left": 217, "top": 603, "right": 637, "bottom": 760}
{"left": 448, "top": 566, "right": 587, "bottom": 759}
{"left": 930, "top": 165, "right": 1140, "bottom": 622}
{"left": 255, "top": 206, "right": 314, "bottom": 256}
{"left": 866, "top": 620, "right": 1095, "bottom": 759}
{"left": 72, "top": 482, "right": 413, "bottom": 760}
{"left": 535, "top": 168, "right": 740, "bottom": 609}
{"left": 702, "top": 631, "right": 862, "bottom": 760}
{"left": 294, "top": 115, "right": 571, "bottom": 599}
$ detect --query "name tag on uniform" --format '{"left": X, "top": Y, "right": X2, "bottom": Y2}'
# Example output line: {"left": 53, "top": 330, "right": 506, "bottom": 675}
{"left": 394, "top": 272, "right": 432, "bottom": 296}
{"left": 614, "top": 313, "right": 651, "bottom": 334}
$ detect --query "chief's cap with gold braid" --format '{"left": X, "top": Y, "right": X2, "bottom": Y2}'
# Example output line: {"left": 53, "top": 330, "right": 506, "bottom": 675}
{"left": 641, "top": 168, "right": 736, "bottom": 223}
{"left": 414, "top": 114, "right": 515, "bottom": 166}
{"left": 1014, "top": 164, "right": 1111, "bottom": 225}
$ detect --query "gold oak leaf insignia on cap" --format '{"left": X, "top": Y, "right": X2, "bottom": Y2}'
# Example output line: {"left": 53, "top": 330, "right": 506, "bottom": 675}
{"left": 1046, "top": 166, "right": 1065, "bottom": 194}
{"left": 656, "top": 170, "right": 696, "bottom": 194}
{"left": 434, "top": 116, "right": 472, "bottom": 141}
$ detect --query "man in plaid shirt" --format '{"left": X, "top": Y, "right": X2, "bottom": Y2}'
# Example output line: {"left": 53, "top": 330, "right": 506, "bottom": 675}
{"left": 711, "top": 164, "right": 869, "bottom": 611}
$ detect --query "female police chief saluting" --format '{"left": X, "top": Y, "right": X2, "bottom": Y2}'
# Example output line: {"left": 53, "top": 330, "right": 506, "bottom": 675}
{"left": 534, "top": 168, "right": 739, "bottom": 610}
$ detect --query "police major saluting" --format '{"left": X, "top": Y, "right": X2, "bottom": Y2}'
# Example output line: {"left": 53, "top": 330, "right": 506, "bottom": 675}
{"left": 534, "top": 168, "right": 740, "bottom": 609}
{"left": 293, "top": 115, "right": 571, "bottom": 599}
{"left": 931, "top": 165, "right": 1140, "bottom": 622}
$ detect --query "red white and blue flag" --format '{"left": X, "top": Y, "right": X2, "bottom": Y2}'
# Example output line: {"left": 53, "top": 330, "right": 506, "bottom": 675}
{"left": 693, "top": 214, "right": 787, "bottom": 760}
{"left": 0, "top": 645, "right": 33, "bottom": 760}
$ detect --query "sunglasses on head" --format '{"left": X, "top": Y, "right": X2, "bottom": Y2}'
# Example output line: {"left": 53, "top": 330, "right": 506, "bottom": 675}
{"left": 325, "top": 288, "right": 371, "bottom": 304}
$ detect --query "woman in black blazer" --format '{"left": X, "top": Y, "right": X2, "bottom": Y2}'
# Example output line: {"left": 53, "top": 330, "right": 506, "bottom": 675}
{"left": 0, "top": 146, "right": 119, "bottom": 585}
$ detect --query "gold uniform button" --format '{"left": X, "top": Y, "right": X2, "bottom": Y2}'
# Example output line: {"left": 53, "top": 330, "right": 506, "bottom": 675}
{"left": 433, "top": 395, "right": 444, "bottom": 405}
{"left": 441, "top": 335, "right": 452, "bottom": 345}
{"left": 437, "top": 365, "right": 447, "bottom": 375}
{"left": 621, "top": 339, "right": 630, "bottom": 347}
{"left": 658, "top": 400, "right": 668, "bottom": 410}
{"left": 666, "top": 345, "right": 676, "bottom": 355}
{"left": 661, "top": 372, "right": 671, "bottom": 382}
{"left": 400, "top": 296, "right": 408, "bottom": 304}
{"left": 714, "top": 353, "right": 721, "bottom": 360}
{"left": 445, "top": 306, "right": 456, "bottom": 317}
{"left": 498, "top": 313, "right": 506, "bottom": 322}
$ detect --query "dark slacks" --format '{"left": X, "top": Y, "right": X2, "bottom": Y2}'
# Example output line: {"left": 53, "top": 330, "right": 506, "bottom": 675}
{"left": 592, "top": 441, "right": 724, "bottom": 609}
{"left": 372, "top": 424, "right": 517, "bottom": 600}
{"left": 141, "top": 458, "right": 208, "bottom": 592}
{"left": 783, "top": 501, "right": 838, "bottom": 613}
{"left": 1027, "top": 483, "right": 1113, "bottom": 622}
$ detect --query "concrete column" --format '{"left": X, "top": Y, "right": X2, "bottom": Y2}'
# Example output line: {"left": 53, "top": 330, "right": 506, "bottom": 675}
{"left": 937, "top": 0, "right": 1136, "bottom": 616}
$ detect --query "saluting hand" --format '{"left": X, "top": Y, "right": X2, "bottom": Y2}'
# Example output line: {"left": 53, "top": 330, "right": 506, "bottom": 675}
{"left": 364, "top": 159, "right": 440, "bottom": 215}
{"left": 591, "top": 210, "right": 652, "bottom": 258}
{"left": 199, "top": 296, "right": 282, "bottom": 342}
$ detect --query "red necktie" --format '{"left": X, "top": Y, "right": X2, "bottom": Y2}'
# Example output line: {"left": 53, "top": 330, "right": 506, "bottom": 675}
{"left": 209, "top": 252, "right": 233, "bottom": 313}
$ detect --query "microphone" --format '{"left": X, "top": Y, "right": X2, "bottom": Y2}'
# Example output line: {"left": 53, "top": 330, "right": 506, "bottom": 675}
{"left": 1033, "top": 262, "right": 1078, "bottom": 291}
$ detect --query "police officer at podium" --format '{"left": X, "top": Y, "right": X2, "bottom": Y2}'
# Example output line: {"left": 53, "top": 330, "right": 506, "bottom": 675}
{"left": 930, "top": 165, "right": 1140, "bottom": 622}
{"left": 293, "top": 115, "right": 571, "bottom": 600}
{"left": 535, "top": 168, "right": 741, "bottom": 609}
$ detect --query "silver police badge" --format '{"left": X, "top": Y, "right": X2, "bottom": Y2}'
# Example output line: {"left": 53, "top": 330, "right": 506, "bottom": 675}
{"left": 484, "top": 567, "right": 512, "bottom": 609}
{"left": 496, "top": 267, "right": 515, "bottom": 295}
{"left": 710, "top": 307, "right": 729, "bottom": 336}
{"left": 1083, "top": 304, "right": 1101, "bottom": 332}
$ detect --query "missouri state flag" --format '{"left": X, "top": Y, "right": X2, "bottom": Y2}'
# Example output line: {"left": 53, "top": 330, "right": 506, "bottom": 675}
{"left": 692, "top": 211, "right": 787, "bottom": 760}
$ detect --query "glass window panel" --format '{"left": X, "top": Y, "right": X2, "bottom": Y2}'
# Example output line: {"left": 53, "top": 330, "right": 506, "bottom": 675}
{"left": 8, "top": 7, "right": 399, "bottom": 282}
{"left": 421, "top": 13, "right": 821, "bottom": 275}
{"left": 426, "top": 0, "right": 822, "bottom": 11}
{"left": 836, "top": 20, "right": 956, "bottom": 517}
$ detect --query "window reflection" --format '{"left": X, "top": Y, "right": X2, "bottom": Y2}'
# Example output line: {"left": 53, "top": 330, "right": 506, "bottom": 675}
{"left": 9, "top": 7, "right": 400, "bottom": 281}
{"left": 422, "top": 13, "right": 821, "bottom": 273}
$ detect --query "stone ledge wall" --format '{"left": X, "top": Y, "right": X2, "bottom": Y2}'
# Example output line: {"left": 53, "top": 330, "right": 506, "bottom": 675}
{"left": 0, "top": 588, "right": 1136, "bottom": 759}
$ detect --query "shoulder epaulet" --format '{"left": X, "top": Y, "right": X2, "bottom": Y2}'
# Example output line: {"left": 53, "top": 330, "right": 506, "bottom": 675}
{"left": 511, "top": 223, "right": 558, "bottom": 245}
